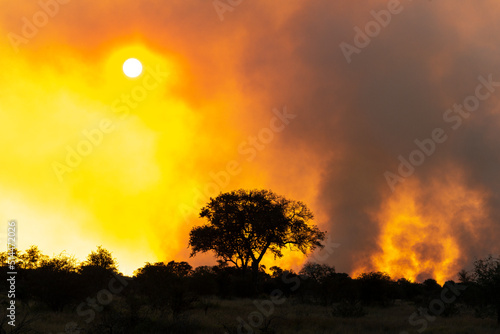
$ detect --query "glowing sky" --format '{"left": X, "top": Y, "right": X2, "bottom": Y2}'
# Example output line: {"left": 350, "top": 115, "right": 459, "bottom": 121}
{"left": 1, "top": 0, "right": 500, "bottom": 281}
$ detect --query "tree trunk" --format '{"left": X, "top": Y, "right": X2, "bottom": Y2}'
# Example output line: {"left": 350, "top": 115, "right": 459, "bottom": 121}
{"left": 251, "top": 261, "right": 260, "bottom": 293}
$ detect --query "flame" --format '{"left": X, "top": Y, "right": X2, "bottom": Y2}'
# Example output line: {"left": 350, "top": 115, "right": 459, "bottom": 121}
{"left": 354, "top": 172, "right": 487, "bottom": 284}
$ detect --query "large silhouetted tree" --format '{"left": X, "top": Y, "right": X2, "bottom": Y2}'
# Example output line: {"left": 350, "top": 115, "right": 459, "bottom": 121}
{"left": 188, "top": 189, "right": 326, "bottom": 285}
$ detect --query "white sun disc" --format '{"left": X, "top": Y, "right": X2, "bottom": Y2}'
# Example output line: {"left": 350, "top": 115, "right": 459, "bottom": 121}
{"left": 123, "top": 58, "right": 143, "bottom": 78}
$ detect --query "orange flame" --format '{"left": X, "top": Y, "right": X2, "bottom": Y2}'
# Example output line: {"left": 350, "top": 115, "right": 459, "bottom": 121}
{"left": 354, "top": 172, "right": 487, "bottom": 284}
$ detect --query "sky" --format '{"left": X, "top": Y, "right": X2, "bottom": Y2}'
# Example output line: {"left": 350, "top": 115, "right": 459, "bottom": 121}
{"left": 1, "top": 0, "right": 500, "bottom": 283}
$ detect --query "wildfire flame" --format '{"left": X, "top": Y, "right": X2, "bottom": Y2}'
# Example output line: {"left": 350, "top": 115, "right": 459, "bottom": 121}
{"left": 354, "top": 173, "right": 488, "bottom": 284}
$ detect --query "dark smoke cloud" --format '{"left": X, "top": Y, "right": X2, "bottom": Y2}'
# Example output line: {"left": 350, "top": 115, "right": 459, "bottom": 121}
{"left": 233, "top": 0, "right": 500, "bottom": 275}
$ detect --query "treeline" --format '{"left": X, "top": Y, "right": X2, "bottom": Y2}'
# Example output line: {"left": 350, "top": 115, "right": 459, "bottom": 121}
{"left": 1, "top": 246, "right": 499, "bottom": 332}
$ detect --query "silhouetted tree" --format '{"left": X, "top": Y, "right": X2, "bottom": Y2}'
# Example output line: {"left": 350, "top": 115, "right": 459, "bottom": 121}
{"left": 269, "top": 265, "right": 284, "bottom": 279}
{"left": 164, "top": 260, "right": 193, "bottom": 277}
{"left": 29, "top": 252, "right": 81, "bottom": 311}
{"left": 39, "top": 251, "right": 78, "bottom": 272}
{"left": 395, "top": 278, "right": 421, "bottom": 300}
{"left": 299, "top": 262, "right": 336, "bottom": 283}
{"left": 0, "top": 248, "right": 22, "bottom": 268}
{"left": 356, "top": 272, "right": 393, "bottom": 306}
{"left": 80, "top": 245, "right": 118, "bottom": 272}
{"left": 134, "top": 261, "right": 177, "bottom": 314}
{"left": 134, "top": 261, "right": 195, "bottom": 317}
{"left": 19, "top": 245, "right": 47, "bottom": 269}
{"left": 423, "top": 278, "right": 441, "bottom": 290}
{"left": 471, "top": 255, "right": 500, "bottom": 324}
{"left": 190, "top": 266, "right": 218, "bottom": 295}
{"left": 296, "top": 262, "right": 337, "bottom": 304}
{"left": 0, "top": 251, "right": 7, "bottom": 267}
{"left": 458, "top": 269, "right": 474, "bottom": 284}
{"left": 323, "top": 272, "right": 353, "bottom": 303}
{"left": 78, "top": 246, "right": 119, "bottom": 296}
{"left": 188, "top": 189, "right": 326, "bottom": 286}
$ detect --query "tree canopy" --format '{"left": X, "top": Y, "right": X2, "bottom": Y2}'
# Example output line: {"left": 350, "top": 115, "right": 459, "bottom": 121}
{"left": 80, "top": 245, "right": 118, "bottom": 273}
{"left": 188, "top": 189, "right": 326, "bottom": 280}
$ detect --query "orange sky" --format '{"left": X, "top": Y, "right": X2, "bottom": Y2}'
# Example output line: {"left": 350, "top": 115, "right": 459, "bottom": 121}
{"left": 1, "top": 1, "right": 500, "bottom": 282}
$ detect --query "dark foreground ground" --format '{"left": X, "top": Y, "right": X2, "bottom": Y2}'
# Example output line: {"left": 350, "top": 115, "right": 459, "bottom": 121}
{"left": 3, "top": 296, "right": 500, "bottom": 334}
